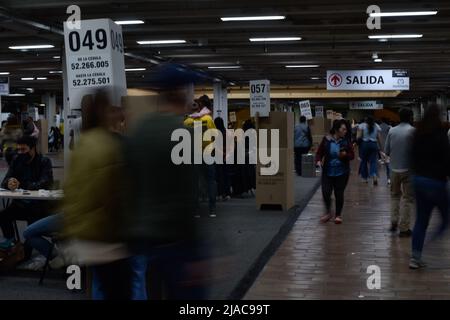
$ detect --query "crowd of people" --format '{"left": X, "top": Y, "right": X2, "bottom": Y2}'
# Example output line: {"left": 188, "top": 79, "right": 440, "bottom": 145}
{"left": 0, "top": 70, "right": 257, "bottom": 299}
{"left": 1, "top": 75, "right": 449, "bottom": 298}
{"left": 296, "top": 106, "right": 450, "bottom": 269}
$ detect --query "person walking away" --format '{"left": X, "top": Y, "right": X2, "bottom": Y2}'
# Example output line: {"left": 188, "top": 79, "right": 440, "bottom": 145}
{"left": 214, "top": 117, "right": 232, "bottom": 201}
{"left": 63, "top": 91, "right": 134, "bottom": 299}
{"left": 409, "top": 105, "right": 450, "bottom": 269}
{"left": 379, "top": 118, "right": 392, "bottom": 184}
{"left": 294, "top": 116, "right": 312, "bottom": 176}
{"left": 384, "top": 109, "right": 415, "bottom": 237}
{"left": 357, "top": 116, "right": 382, "bottom": 185}
{"left": 184, "top": 95, "right": 217, "bottom": 217}
{"left": 316, "top": 120, "right": 355, "bottom": 224}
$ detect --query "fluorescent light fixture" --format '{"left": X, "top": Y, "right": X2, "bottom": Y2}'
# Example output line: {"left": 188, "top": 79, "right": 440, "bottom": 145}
{"left": 9, "top": 44, "right": 54, "bottom": 50}
{"left": 370, "top": 11, "right": 437, "bottom": 17}
{"left": 310, "top": 77, "right": 320, "bottom": 80}
{"left": 21, "top": 77, "right": 34, "bottom": 81}
{"left": 53, "top": 56, "right": 60, "bottom": 59}
{"left": 374, "top": 58, "right": 383, "bottom": 63}
{"left": 26, "top": 88, "right": 34, "bottom": 92}
{"left": 137, "top": 40, "right": 186, "bottom": 45}
{"left": 250, "top": 37, "right": 301, "bottom": 42}
{"left": 6, "top": 93, "right": 25, "bottom": 97}
{"left": 378, "top": 39, "right": 389, "bottom": 42}
{"left": 221, "top": 16, "right": 285, "bottom": 21}
{"left": 286, "top": 65, "right": 320, "bottom": 68}
{"left": 115, "top": 20, "right": 145, "bottom": 25}
{"left": 125, "top": 68, "right": 147, "bottom": 72}
{"left": 229, "top": 82, "right": 236, "bottom": 86}
{"left": 49, "top": 71, "right": 62, "bottom": 74}
{"left": 208, "top": 66, "right": 241, "bottom": 69}
{"left": 369, "top": 34, "right": 423, "bottom": 39}
{"left": 0, "top": 72, "right": 10, "bottom": 75}
{"left": 37, "top": 77, "right": 47, "bottom": 80}
{"left": 39, "top": 103, "right": 46, "bottom": 107}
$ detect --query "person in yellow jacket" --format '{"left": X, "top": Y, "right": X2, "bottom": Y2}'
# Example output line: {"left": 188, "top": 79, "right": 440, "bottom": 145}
{"left": 63, "top": 92, "right": 135, "bottom": 299}
{"left": 183, "top": 95, "right": 217, "bottom": 217}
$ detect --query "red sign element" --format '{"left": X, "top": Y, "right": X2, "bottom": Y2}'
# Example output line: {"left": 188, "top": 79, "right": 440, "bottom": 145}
{"left": 328, "top": 73, "right": 342, "bottom": 87}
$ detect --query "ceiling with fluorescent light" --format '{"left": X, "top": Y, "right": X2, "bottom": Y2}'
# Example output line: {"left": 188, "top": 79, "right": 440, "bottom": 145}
{"left": 0, "top": 0, "right": 449, "bottom": 107}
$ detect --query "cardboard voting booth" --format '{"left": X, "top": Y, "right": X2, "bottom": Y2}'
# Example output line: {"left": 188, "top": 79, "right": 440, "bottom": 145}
{"left": 256, "top": 112, "right": 295, "bottom": 211}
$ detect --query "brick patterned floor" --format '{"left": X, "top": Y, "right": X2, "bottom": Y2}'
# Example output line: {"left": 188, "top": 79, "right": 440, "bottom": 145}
{"left": 245, "top": 169, "right": 450, "bottom": 300}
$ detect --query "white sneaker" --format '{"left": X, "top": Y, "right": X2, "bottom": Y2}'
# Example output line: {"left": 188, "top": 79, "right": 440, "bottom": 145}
{"left": 387, "top": 179, "right": 391, "bottom": 185}
{"left": 18, "top": 255, "right": 46, "bottom": 271}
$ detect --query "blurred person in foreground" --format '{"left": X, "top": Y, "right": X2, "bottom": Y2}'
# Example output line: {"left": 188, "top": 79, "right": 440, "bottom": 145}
{"left": 122, "top": 64, "right": 209, "bottom": 299}
{"left": 63, "top": 91, "right": 135, "bottom": 299}
{"left": 409, "top": 105, "right": 450, "bottom": 269}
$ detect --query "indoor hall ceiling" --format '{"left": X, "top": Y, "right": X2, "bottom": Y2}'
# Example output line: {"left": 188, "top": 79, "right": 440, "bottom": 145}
{"left": 0, "top": 0, "right": 449, "bottom": 105}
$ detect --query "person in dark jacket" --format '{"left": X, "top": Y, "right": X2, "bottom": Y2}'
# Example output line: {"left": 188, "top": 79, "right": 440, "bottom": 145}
{"left": 409, "top": 105, "right": 450, "bottom": 270}
{"left": 316, "top": 119, "right": 355, "bottom": 224}
{"left": 294, "top": 116, "right": 313, "bottom": 176}
{"left": 0, "top": 135, "right": 53, "bottom": 250}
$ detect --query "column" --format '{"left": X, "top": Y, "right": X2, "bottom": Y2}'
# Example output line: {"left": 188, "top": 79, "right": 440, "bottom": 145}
{"left": 42, "top": 92, "right": 57, "bottom": 128}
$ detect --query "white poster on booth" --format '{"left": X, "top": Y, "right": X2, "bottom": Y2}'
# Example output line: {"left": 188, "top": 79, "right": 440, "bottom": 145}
{"left": 299, "top": 100, "right": 313, "bottom": 120}
{"left": 213, "top": 83, "right": 228, "bottom": 125}
{"left": 315, "top": 106, "right": 324, "bottom": 118}
{"left": 349, "top": 101, "right": 383, "bottom": 110}
{"left": 64, "top": 19, "right": 127, "bottom": 110}
{"left": 250, "top": 80, "right": 270, "bottom": 117}
{"left": 0, "top": 77, "right": 9, "bottom": 95}
{"left": 327, "top": 70, "right": 409, "bottom": 91}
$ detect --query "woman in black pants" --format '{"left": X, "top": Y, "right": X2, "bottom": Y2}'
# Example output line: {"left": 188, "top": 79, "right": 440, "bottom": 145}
{"left": 316, "top": 120, "right": 355, "bottom": 224}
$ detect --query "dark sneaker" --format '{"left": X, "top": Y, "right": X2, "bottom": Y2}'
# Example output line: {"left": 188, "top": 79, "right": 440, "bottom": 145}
{"left": 389, "top": 223, "right": 398, "bottom": 232}
{"left": 399, "top": 230, "right": 412, "bottom": 238}
{"left": 409, "top": 258, "right": 427, "bottom": 270}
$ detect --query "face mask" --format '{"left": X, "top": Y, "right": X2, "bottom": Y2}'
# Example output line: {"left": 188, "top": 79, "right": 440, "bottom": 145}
{"left": 17, "top": 153, "right": 32, "bottom": 163}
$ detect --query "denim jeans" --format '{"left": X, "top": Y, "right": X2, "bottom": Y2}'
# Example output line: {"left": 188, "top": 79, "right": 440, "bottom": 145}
{"left": 412, "top": 176, "right": 449, "bottom": 260}
{"left": 360, "top": 141, "right": 378, "bottom": 179}
{"left": 92, "top": 255, "right": 148, "bottom": 300}
{"left": 23, "top": 214, "right": 61, "bottom": 258}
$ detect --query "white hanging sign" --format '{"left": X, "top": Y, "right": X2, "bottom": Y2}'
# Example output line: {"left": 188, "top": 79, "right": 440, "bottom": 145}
{"left": 64, "top": 19, "right": 127, "bottom": 109}
{"left": 299, "top": 100, "right": 313, "bottom": 120}
{"left": 250, "top": 80, "right": 270, "bottom": 117}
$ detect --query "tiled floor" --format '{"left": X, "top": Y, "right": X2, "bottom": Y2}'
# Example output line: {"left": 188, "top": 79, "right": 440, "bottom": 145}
{"left": 245, "top": 168, "right": 450, "bottom": 300}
